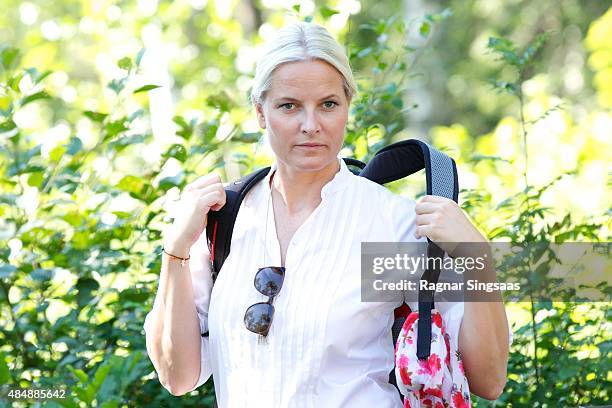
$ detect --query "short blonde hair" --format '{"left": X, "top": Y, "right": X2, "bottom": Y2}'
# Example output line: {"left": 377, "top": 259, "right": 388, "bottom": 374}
{"left": 250, "top": 22, "right": 357, "bottom": 105}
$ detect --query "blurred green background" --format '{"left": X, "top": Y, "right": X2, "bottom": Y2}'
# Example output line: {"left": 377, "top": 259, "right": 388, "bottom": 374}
{"left": 0, "top": 0, "right": 610, "bottom": 406}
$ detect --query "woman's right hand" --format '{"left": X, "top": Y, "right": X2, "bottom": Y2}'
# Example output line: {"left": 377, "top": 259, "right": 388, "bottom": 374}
{"left": 162, "top": 173, "right": 226, "bottom": 257}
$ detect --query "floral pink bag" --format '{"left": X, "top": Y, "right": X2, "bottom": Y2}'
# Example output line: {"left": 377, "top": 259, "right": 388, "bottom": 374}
{"left": 394, "top": 309, "right": 471, "bottom": 408}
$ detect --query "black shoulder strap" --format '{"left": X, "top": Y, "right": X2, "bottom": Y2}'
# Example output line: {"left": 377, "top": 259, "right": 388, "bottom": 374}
{"left": 205, "top": 167, "right": 270, "bottom": 283}
{"left": 360, "top": 139, "right": 459, "bottom": 201}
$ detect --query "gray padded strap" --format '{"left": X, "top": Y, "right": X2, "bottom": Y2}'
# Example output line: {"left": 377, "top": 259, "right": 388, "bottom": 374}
{"left": 427, "top": 145, "right": 456, "bottom": 200}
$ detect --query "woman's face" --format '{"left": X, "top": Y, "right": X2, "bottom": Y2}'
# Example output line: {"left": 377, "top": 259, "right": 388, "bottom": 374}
{"left": 255, "top": 59, "right": 350, "bottom": 173}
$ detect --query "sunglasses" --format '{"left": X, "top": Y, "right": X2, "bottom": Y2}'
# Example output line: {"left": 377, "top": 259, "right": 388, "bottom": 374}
{"left": 243, "top": 266, "right": 286, "bottom": 336}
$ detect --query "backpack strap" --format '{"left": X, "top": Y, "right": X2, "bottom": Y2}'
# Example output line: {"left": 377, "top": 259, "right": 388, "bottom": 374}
{"left": 343, "top": 158, "right": 366, "bottom": 174}
{"left": 360, "top": 139, "right": 458, "bottom": 360}
{"left": 359, "top": 139, "right": 458, "bottom": 201}
{"left": 205, "top": 167, "right": 271, "bottom": 283}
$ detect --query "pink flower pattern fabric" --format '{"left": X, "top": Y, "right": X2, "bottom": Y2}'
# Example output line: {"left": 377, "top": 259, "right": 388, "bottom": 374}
{"left": 394, "top": 309, "right": 471, "bottom": 408}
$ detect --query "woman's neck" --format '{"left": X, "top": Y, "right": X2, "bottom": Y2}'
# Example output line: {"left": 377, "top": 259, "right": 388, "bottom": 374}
{"left": 271, "top": 159, "right": 340, "bottom": 215}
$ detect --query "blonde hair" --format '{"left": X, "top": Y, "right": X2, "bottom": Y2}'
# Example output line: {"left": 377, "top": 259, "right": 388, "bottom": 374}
{"left": 250, "top": 22, "right": 357, "bottom": 105}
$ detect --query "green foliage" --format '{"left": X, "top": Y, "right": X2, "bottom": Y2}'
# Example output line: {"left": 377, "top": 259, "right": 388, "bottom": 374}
{"left": 345, "top": 9, "right": 452, "bottom": 159}
{"left": 0, "top": 2, "right": 609, "bottom": 407}
{"left": 468, "top": 26, "right": 610, "bottom": 407}
{"left": 0, "top": 45, "right": 219, "bottom": 407}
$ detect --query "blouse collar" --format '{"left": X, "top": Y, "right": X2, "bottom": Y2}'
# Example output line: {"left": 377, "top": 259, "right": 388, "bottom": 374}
{"left": 262, "top": 156, "right": 352, "bottom": 200}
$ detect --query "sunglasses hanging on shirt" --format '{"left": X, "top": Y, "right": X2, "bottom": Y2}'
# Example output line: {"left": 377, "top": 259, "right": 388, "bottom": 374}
{"left": 243, "top": 171, "right": 286, "bottom": 344}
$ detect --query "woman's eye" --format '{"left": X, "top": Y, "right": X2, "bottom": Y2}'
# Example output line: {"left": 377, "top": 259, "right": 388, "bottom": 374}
{"left": 323, "top": 101, "right": 338, "bottom": 109}
{"left": 280, "top": 103, "right": 295, "bottom": 110}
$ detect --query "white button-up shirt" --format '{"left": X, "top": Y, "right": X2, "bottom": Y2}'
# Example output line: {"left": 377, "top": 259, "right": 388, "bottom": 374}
{"left": 144, "top": 157, "right": 471, "bottom": 407}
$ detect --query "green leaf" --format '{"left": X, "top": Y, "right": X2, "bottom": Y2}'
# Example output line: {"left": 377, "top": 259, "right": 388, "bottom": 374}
{"left": 0, "top": 94, "right": 12, "bottom": 116}
{"left": 319, "top": 6, "right": 340, "bottom": 19}
{"left": 68, "top": 366, "right": 89, "bottom": 383}
{"left": 0, "top": 352, "right": 11, "bottom": 384}
{"left": 0, "top": 47, "right": 20, "bottom": 70}
{"left": 27, "top": 171, "right": 44, "bottom": 188}
{"left": 135, "top": 48, "right": 146, "bottom": 67}
{"left": 133, "top": 84, "right": 161, "bottom": 94}
{"left": 520, "top": 32, "right": 549, "bottom": 66}
{"left": 76, "top": 277, "right": 100, "bottom": 307}
{"left": 104, "top": 119, "right": 128, "bottom": 139}
{"left": 31, "top": 268, "right": 55, "bottom": 281}
{"left": 391, "top": 96, "right": 403, "bottom": 109}
{"left": 202, "top": 120, "right": 219, "bottom": 143}
{"left": 25, "top": 67, "right": 53, "bottom": 84}
{"left": 20, "top": 91, "right": 51, "bottom": 107}
{"left": 158, "top": 174, "right": 184, "bottom": 191}
{"left": 206, "top": 91, "right": 234, "bottom": 112}
{"left": 488, "top": 79, "right": 518, "bottom": 95}
{"left": 7, "top": 71, "right": 24, "bottom": 91}
{"left": 0, "top": 119, "right": 16, "bottom": 132}
{"left": 117, "top": 175, "right": 145, "bottom": 194}
{"left": 119, "top": 288, "right": 149, "bottom": 303}
{"left": 118, "top": 57, "right": 132, "bottom": 71}
{"left": 66, "top": 137, "right": 83, "bottom": 155}
{"left": 57, "top": 354, "right": 78, "bottom": 369}
{"left": 232, "top": 132, "right": 261, "bottom": 143}
{"left": 163, "top": 144, "right": 187, "bottom": 162}
{"left": 487, "top": 37, "right": 520, "bottom": 67}
{"left": 112, "top": 211, "right": 132, "bottom": 219}
{"left": 84, "top": 111, "right": 109, "bottom": 123}
{"left": 92, "top": 362, "right": 111, "bottom": 390}
{"left": 49, "top": 145, "right": 67, "bottom": 163}
{"left": 0, "top": 264, "right": 17, "bottom": 279}
{"left": 27, "top": 144, "right": 42, "bottom": 159}
{"left": 108, "top": 77, "right": 127, "bottom": 94}
{"left": 108, "top": 133, "right": 147, "bottom": 152}
{"left": 419, "top": 22, "right": 430, "bottom": 37}
{"left": 173, "top": 115, "right": 196, "bottom": 139}
{"left": 127, "top": 108, "right": 145, "bottom": 122}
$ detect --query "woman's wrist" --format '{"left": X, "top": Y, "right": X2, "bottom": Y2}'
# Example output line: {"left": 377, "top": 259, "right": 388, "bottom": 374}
{"left": 162, "top": 246, "right": 190, "bottom": 259}
{"left": 162, "top": 238, "right": 191, "bottom": 259}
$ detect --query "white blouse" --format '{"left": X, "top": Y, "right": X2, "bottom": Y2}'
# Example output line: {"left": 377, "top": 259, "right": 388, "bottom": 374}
{"left": 144, "top": 157, "right": 479, "bottom": 407}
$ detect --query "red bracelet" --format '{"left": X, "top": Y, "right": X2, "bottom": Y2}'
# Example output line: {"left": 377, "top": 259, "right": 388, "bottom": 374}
{"left": 161, "top": 247, "right": 190, "bottom": 267}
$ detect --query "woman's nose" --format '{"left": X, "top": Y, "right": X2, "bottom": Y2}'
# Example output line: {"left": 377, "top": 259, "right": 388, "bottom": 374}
{"left": 300, "top": 110, "right": 320, "bottom": 134}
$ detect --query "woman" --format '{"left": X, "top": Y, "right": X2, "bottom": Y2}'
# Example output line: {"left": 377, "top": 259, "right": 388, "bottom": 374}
{"left": 144, "top": 22, "right": 510, "bottom": 407}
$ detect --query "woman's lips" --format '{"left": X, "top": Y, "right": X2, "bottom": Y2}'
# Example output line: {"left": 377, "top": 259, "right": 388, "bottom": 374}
{"left": 295, "top": 143, "right": 326, "bottom": 149}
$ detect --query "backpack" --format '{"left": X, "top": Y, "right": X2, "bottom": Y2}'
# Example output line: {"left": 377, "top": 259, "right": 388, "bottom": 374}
{"left": 203, "top": 138, "right": 459, "bottom": 399}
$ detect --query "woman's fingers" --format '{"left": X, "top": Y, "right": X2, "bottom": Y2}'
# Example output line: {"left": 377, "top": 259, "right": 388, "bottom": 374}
{"left": 414, "top": 224, "right": 434, "bottom": 240}
{"left": 163, "top": 173, "right": 227, "bottom": 253}
{"left": 198, "top": 189, "right": 226, "bottom": 212}
{"left": 414, "top": 201, "right": 440, "bottom": 215}
{"left": 419, "top": 195, "right": 447, "bottom": 203}
{"left": 415, "top": 212, "right": 438, "bottom": 226}
{"left": 184, "top": 172, "right": 222, "bottom": 192}
{"left": 173, "top": 180, "right": 225, "bottom": 219}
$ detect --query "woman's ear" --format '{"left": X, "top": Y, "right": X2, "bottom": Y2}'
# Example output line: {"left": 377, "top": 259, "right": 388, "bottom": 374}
{"left": 255, "top": 103, "right": 266, "bottom": 129}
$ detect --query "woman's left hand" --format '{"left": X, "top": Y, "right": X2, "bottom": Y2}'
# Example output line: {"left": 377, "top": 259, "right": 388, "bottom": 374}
{"left": 414, "top": 195, "right": 486, "bottom": 256}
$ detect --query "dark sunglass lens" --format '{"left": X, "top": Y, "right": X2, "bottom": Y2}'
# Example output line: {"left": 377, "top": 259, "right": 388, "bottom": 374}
{"left": 254, "top": 267, "right": 285, "bottom": 297}
{"left": 244, "top": 303, "right": 274, "bottom": 335}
